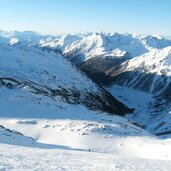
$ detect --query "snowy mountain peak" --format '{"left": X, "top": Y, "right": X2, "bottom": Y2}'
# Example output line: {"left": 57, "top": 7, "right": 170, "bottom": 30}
{"left": 58, "top": 34, "right": 82, "bottom": 47}
{"left": 1, "top": 30, "right": 171, "bottom": 62}
{"left": 39, "top": 32, "right": 171, "bottom": 63}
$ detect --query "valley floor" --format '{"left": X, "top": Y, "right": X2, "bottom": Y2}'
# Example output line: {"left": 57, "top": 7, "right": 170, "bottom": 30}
{"left": 1, "top": 144, "right": 171, "bottom": 171}
{"left": 107, "top": 84, "right": 154, "bottom": 126}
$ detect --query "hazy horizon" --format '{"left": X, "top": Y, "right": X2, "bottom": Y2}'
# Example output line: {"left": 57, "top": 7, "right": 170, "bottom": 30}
{"left": 0, "top": 0, "right": 170, "bottom": 36}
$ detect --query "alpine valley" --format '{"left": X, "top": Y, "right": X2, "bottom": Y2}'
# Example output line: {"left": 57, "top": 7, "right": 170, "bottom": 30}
{"left": 0, "top": 30, "right": 171, "bottom": 170}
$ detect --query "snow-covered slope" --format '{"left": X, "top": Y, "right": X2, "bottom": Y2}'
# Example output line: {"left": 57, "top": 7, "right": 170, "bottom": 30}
{"left": 107, "top": 84, "right": 171, "bottom": 136}
{"left": 0, "top": 125, "right": 37, "bottom": 146}
{"left": 109, "top": 46, "right": 171, "bottom": 101}
{"left": 106, "top": 47, "right": 171, "bottom": 136}
{"left": 0, "top": 43, "right": 132, "bottom": 116}
{"left": 1, "top": 138, "right": 171, "bottom": 171}
{"left": 0, "top": 111, "right": 149, "bottom": 151}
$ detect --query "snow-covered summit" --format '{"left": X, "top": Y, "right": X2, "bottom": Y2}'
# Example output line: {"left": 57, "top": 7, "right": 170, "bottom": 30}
{"left": 120, "top": 46, "right": 171, "bottom": 76}
{"left": 0, "top": 30, "right": 55, "bottom": 46}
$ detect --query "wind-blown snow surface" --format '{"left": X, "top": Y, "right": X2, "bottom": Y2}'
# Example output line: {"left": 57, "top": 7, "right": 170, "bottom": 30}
{"left": 1, "top": 122, "right": 171, "bottom": 171}
{"left": 1, "top": 142, "right": 171, "bottom": 171}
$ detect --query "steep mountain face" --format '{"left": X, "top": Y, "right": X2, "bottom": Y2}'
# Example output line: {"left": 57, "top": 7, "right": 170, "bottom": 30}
{"left": 108, "top": 47, "right": 171, "bottom": 100}
{"left": 106, "top": 47, "right": 171, "bottom": 135}
{"left": 0, "top": 42, "right": 132, "bottom": 117}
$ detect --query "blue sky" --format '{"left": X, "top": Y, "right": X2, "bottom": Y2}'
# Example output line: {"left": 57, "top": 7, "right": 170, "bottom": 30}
{"left": 0, "top": 0, "right": 170, "bottom": 35}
